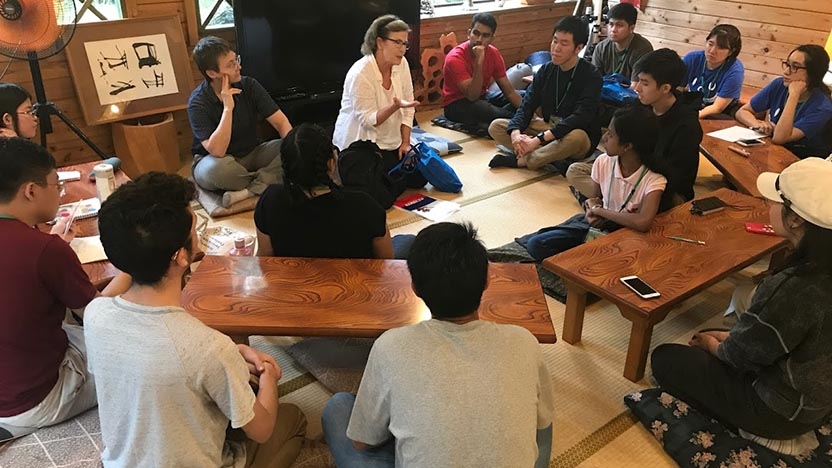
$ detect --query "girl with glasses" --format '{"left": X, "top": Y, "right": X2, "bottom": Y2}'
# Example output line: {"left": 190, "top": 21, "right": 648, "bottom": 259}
{"left": 735, "top": 44, "right": 832, "bottom": 158}
{"left": 0, "top": 83, "right": 38, "bottom": 140}
{"left": 332, "top": 15, "right": 427, "bottom": 191}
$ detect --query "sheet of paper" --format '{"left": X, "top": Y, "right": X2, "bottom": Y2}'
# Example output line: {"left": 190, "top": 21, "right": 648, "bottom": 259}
{"left": 58, "top": 171, "right": 81, "bottom": 182}
{"left": 70, "top": 236, "right": 108, "bottom": 264}
{"left": 706, "top": 126, "right": 767, "bottom": 142}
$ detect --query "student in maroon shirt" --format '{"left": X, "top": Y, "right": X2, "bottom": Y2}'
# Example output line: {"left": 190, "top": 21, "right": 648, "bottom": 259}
{"left": 0, "top": 138, "right": 130, "bottom": 442}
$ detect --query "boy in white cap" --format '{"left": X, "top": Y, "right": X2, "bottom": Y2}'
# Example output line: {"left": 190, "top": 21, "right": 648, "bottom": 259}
{"left": 651, "top": 157, "right": 832, "bottom": 455}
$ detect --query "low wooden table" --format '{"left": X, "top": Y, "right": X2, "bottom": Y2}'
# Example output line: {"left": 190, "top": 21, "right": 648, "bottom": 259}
{"left": 182, "top": 256, "right": 557, "bottom": 343}
{"left": 58, "top": 161, "right": 130, "bottom": 288}
{"left": 699, "top": 120, "right": 798, "bottom": 198}
{"left": 542, "top": 188, "right": 788, "bottom": 382}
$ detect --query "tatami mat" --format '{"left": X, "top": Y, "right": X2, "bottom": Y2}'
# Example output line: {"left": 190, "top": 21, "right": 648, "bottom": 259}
{"left": 3, "top": 109, "right": 754, "bottom": 468}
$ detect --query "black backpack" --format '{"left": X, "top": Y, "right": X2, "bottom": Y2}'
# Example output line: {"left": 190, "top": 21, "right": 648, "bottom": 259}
{"left": 337, "top": 140, "right": 407, "bottom": 209}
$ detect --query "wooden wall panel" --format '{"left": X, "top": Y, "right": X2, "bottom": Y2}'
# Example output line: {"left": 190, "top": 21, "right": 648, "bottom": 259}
{"left": 9, "top": 0, "right": 830, "bottom": 166}
{"left": 637, "top": 0, "right": 831, "bottom": 92}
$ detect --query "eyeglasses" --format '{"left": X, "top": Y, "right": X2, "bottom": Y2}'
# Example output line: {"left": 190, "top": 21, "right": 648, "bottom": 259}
{"left": 225, "top": 55, "right": 241, "bottom": 69}
{"left": 382, "top": 37, "right": 410, "bottom": 50}
{"left": 774, "top": 175, "right": 791, "bottom": 209}
{"left": 17, "top": 108, "right": 37, "bottom": 117}
{"left": 781, "top": 60, "right": 807, "bottom": 73}
{"left": 41, "top": 180, "right": 65, "bottom": 197}
{"left": 470, "top": 29, "right": 493, "bottom": 39}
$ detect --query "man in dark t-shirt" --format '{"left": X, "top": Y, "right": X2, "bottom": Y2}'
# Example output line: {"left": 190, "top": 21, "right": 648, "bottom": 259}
{"left": 0, "top": 139, "right": 130, "bottom": 442}
{"left": 188, "top": 36, "right": 293, "bottom": 208}
{"left": 488, "top": 16, "right": 602, "bottom": 170}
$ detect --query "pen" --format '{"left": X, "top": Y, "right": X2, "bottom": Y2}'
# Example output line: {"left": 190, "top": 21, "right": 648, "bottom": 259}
{"left": 728, "top": 145, "right": 750, "bottom": 157}
{"left": 64, "top": 203, "right": 79, "bottom": 237}
{"left": 666, "top": 235, "right": 706, "bottom": 246}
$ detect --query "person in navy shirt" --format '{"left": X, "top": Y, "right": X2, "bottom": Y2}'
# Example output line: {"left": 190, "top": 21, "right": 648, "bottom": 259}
{"left": 736, "top": 44, "right": 832, "bottom": 159}
{"left": 682, "top": 25, "right": 744, "bottom": 119}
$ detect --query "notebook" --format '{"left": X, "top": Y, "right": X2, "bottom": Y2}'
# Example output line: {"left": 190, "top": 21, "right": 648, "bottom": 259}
{"left": 56, "top": 198, "right": 101, "bottom": 221}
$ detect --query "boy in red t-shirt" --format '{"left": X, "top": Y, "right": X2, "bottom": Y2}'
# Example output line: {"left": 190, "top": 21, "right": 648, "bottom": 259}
{"left": 0, "top": 138, "right": 130, "bottom": 442}
{"left": 442, "top": 13, "right": 523, "bottom": 127}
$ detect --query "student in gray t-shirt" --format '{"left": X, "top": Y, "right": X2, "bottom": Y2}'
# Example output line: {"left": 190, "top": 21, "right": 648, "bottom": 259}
{"left": 84, "top": 172, "right": 306, "bottom": 468}
{"left": 322, "top": 222, "right": 555, "bottom": 468}
{"left": 591, "top": 3, "right": 653, "bottom": 81}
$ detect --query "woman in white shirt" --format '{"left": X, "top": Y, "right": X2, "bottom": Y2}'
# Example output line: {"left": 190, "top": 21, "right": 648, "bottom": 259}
{"left": 333, "top": 15, "right": 420, "bottom": 164}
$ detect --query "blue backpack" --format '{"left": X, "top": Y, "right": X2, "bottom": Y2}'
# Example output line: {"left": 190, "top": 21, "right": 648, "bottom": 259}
{"left": 601, "top": 73, "right": 638, "bottom": 104}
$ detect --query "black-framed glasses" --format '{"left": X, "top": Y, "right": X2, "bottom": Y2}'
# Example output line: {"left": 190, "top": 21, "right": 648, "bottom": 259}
{"left": 17, "top": 108, "right": 37, "bottom": 117}
{"left": 382, "top": 37, "right": 410, "bottom": 50}
{"left": 781, "top": 60, "right": 807, "bottom": 73}
{"left": 774, "top": 175, "right": 792, "bottom": 208}
{"left": 470, "top": 29, "right": 493, "bottom": 39}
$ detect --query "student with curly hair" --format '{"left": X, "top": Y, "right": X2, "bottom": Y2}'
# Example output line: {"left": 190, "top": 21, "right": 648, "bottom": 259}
{"left": 255, "top": 123, "right": 413, "bottom": 259}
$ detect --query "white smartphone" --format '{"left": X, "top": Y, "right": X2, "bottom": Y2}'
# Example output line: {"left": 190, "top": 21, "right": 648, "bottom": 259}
{"left": 619, "top": 276, "right": 660, "bottom": 299}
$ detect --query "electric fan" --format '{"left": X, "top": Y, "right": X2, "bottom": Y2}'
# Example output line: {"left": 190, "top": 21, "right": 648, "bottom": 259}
{"left": 0, "top": 0, "right": 110, "bottom": 158}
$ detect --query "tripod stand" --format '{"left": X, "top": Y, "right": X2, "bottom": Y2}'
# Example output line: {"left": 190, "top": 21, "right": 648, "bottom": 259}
{"left": 28, "top": 51, "right": 110, "bottom": 160}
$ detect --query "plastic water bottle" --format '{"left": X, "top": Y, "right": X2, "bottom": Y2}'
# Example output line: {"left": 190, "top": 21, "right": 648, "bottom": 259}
{"left": 229, "top": 237, "right": 253, "bottom": 256}
{"left": 94, "top": 163, "right": 116, "bottom": 202}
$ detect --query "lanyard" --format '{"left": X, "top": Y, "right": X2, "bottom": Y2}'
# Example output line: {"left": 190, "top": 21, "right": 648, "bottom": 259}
{"left": 609, "top": 35, "right": 633, "bottom": 74}
{"left": 606, "top": 159, "right": 648, "bottom": 212}
{"left": 695, "top": 60, "right": 725, "bottom": 99}
{"left": 555, "top": 61, "right": 579, "bottom": 113}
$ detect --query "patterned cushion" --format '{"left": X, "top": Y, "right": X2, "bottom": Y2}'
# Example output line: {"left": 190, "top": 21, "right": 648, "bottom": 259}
{"left": 411, "top": 127, "right": 464, "bottom": 155}
{"left": 624, "top": 388, "right": 832, "bottom": 468}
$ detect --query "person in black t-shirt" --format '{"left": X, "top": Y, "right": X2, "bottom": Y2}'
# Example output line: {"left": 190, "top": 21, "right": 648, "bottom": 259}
{"left": 254, "top": 124, "right": 414, "bottom": 260}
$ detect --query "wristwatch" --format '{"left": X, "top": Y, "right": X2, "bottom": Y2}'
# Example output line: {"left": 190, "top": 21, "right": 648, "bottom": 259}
{"left": 536, "top": 132, "right": 548, "bottom": 145}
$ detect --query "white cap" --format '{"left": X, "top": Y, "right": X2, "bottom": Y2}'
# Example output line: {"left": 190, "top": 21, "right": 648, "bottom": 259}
{"left": 756, "top": 157, "right": 832, "bottom": 230}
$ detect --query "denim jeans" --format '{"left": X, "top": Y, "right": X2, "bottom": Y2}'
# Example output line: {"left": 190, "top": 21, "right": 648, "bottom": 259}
{"left": 391, "top": 234, "right": 416, "bottom": 260}
{"left": 516, "top": 213, "right": 590, "bottom": 262}
{"left": 321, "top": 393, "right": 395, "bottom": 468}
{"left": 322, "top": 392, "right": 554, "bottom": 468}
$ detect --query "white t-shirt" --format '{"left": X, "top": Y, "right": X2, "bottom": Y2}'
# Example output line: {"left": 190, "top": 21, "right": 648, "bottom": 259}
{"left": 347, "top": 319, "right": 555, "bottom": 468}
{"left": 590, "top": 153, "right": 667, "bottom": 213}
{"left": 84, "top": 296, "right": 256, "bottom": 468}
{"left": 333, "top": 54, "right": 415, "bottom": 152}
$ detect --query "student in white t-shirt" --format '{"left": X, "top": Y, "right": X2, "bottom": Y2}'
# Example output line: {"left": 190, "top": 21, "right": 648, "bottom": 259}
{"left": 517, "top": 106, "right": 667, "bottom": 262}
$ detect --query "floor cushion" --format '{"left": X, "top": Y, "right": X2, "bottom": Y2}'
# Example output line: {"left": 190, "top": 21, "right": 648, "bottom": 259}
{"left": 429, "top": 114, "right": 492, "bottom": 139}
{"left": 411, "top": 126, "right": 464, "bottom": 155}
{"left": 625, "top": 387, "right": 832, "bottom": 468}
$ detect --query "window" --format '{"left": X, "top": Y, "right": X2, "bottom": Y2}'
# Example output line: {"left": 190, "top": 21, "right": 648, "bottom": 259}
{"left": 196, "top": 0, "right": 234, "bottom": 30}
{"left": 76, "top": 0, "right": 126, "bottom": 23}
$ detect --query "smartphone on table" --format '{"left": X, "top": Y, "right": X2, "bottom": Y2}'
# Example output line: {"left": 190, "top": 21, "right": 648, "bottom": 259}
{"left": 736, "top": 138, "right": 765, "bottom": 147}
{"left": 744, "top": 222, "right": 777, "bottom": 236}
{"left": 619, "top": 276, "right": 660, "bottom": 299}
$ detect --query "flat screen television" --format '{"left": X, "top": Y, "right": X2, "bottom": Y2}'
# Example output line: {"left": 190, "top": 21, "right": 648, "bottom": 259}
{"left": 233, "top": 0, "right": 420, "bottom": 104}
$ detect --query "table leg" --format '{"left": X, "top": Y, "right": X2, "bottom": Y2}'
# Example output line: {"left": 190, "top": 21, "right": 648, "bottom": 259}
{"left": 562, "top": 281, "right": 588, "bottom": 344}
{"left": 618, "top": 306, "right": 653, "bottom": 382}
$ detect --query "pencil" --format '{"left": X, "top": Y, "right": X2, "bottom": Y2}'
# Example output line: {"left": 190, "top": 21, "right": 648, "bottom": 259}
{"left": 728, "top": 145, "right": 750, "bottom": 157}
{"left": 64, "top": 203, "right": 79, "bottom": 236}
{"left": 666, "top": 235, "right": 706, "bottom": 246}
